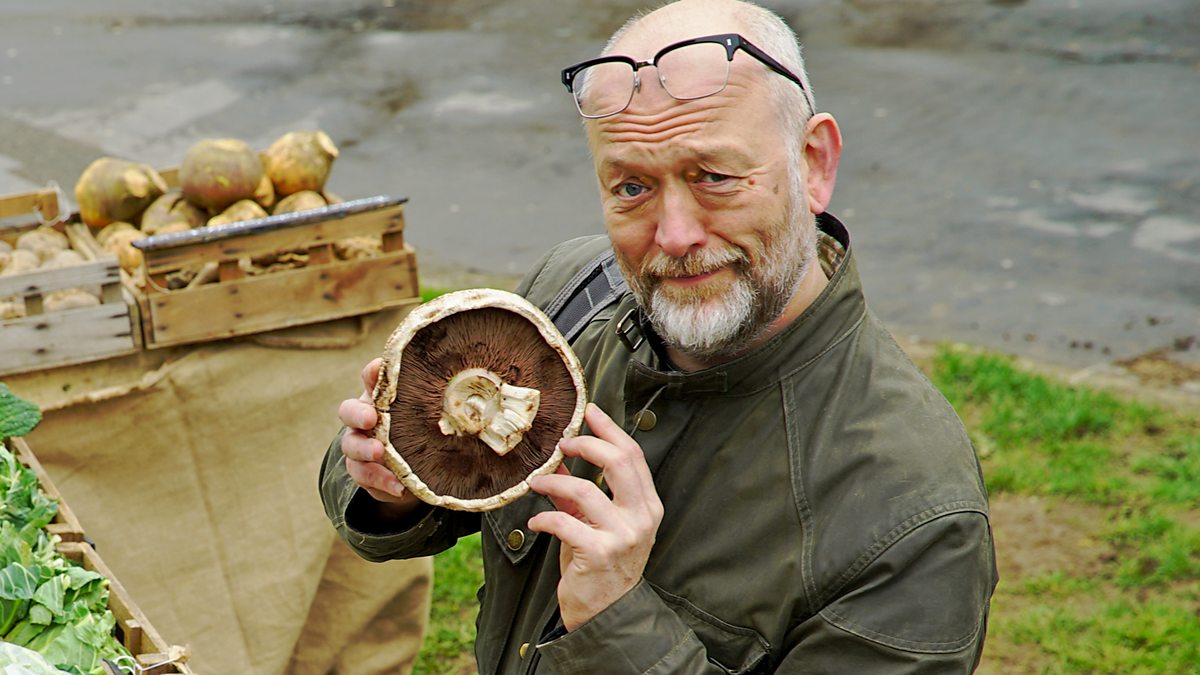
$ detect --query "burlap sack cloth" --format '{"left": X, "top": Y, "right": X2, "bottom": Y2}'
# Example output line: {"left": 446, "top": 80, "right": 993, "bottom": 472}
{"left": 7, "top": 307, "right": 432, "bottom": 675}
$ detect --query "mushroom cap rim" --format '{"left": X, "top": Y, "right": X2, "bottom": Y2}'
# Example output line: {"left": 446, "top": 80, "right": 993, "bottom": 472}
{"left": 371, "top": 288, "right": 587, "bottom": 512}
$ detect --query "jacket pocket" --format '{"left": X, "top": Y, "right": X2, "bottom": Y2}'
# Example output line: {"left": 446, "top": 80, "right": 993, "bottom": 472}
{"left": 647, "top": 581, "right": 771, "bottom": 674}
{"left": 483, "top": 491, "right": 556, "bottom": 565}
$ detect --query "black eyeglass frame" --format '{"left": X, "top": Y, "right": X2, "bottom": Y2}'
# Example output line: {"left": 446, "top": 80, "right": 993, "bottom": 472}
{"left": 560, "top": 33, "right": 808, "bottom": 119}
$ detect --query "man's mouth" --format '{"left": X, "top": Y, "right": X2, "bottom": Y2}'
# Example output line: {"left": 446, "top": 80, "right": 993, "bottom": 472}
{"left": 661, "top": 267, "right": 725, "bottom": 287}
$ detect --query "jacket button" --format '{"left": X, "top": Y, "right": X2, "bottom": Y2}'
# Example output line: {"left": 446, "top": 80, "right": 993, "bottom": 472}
{"left": 635, "top": 409, "right": 657, "bottom": 431}
{"left": 520, "top": 642, "right": 530, "bottom": 658}
{"left": 506, "top": 529, "right": 525, "bottom": 551}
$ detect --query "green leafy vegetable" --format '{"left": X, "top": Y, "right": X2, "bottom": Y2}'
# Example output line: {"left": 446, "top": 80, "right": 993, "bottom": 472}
{"left": 0, "top": 447, "right": 59, "bottom": 536}
{"left": 0, "top": 641, "right": 67, "bottom": 674}
{"left": 0, "top": 442, "right": 132, "bottom": 674}
{"left": 0, "top": 383, "right": 41, "bottom": 439}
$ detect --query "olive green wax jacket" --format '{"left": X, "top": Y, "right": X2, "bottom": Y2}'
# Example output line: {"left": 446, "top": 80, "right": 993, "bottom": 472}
{"left": 321, "top": 215, "right": 998, "bottom": 674}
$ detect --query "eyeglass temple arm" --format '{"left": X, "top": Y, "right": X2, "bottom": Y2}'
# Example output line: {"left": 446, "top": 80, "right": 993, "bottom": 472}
{"left": 740, "top": 41, "right": 806, "bottom": 92}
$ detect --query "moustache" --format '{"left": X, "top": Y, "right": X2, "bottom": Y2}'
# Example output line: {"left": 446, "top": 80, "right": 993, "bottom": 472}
{"left": 641, "top": 245, "right": 748, "bottom": 280}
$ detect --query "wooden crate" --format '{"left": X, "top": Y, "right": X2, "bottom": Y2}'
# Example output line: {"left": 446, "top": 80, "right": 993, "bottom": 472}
{"left": 2, "top": 437, "right": 191, "bottom": 672}
{"left": 5, "top": 437, "right": 87, "bottom": 543}
{"left": 0, "top": 188, "right": 140, "bottom": 376}
{"left": 57, "top": 542, "right": 194, "bottom": 675}
{"left": 121, "top": 195, "right": 420, "bottom": 349}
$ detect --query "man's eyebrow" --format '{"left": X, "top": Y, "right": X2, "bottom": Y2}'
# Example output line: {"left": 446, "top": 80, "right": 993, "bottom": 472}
{"left": 598, "top": 157, "right": 637, "bottom": 176}
{"left": 695, "top": 145, "right": 757, "bottom": 168}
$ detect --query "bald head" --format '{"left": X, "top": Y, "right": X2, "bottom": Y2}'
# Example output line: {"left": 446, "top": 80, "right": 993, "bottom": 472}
{"left": 601, "top": 0, "right": 815, "bottom": 116}
{"left": 606, "top": 0, "right": 745, "bottom": 59}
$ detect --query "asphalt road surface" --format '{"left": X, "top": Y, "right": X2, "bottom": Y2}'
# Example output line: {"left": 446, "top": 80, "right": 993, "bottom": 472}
{"left": 2, "top": 0, "right": 1198, "bottom": 377}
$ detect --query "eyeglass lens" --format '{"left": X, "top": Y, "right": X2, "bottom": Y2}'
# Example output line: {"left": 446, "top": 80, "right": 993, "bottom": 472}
{"left": 574, "top": 41, "right": 732, "bottom": 118}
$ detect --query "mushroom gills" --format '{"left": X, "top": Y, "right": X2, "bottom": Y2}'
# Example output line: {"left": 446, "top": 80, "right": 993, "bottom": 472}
{"left": 438, "top": 367, "right": 541, "bottom": 456}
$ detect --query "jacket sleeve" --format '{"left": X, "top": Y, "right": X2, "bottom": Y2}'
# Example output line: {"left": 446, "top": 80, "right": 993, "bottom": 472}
{"left": 780, "top": 510, "right": 996, "bottom": 674}
{"left": 537, "top": 511, "right": 996, "bottom": 674}
{"left": 535, "top": 580, "right": 725, "bottom": 674}
{"left": 319, "top": 428, "right": 480, "bottom": 562}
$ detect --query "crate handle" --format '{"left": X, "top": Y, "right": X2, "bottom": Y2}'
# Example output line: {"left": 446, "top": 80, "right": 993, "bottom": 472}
{"left": 34, "top": 180, "right": 66, "bottom": 225}
{"left": 131, "top": 195, "right": 409, "bottom": 253}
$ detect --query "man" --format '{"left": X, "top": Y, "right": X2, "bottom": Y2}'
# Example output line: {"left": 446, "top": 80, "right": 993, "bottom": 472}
{"left": 322, "top": 0, "right": 998, "bottom": 672}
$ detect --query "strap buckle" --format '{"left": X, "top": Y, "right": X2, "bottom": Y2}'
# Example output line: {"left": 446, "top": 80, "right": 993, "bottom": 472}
{"left": 615, "top": 307, "right": 645, "bottom": 353}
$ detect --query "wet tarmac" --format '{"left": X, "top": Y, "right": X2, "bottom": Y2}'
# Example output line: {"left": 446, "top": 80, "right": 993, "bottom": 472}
{"left": 2, "top": 0, "right": 1198, "bottom": 379}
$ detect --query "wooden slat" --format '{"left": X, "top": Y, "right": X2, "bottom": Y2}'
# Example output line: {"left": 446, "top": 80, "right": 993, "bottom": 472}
{"left": 0, "top": 258, "right": 120, "bottom": 298}
{"left": 0, "top": 187, "right": 58, "bottom": 221}
{"left": 308, "top": 242, "right": 333, "bottom": 265}
{"left": 139, "top": 205, "right": 405, "bottom": 274}
{"left": 144, "top": 247, "right": 419, "bottom": 347}
{"left": 382, "top": 230, "right": 405, "bottom": 253}
{"left": 217, "top": 259, "right": 244, "bottom": 282}
{"left": 101, "top": 281, "right": 123, "bottom": 305}
{"left": 0, "top": 303, "right": 138, "bottom": 376}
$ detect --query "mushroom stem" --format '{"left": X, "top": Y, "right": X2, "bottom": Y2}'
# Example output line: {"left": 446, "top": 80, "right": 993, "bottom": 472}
{"left": 438, "top": 368, "right": 540, "bottom": 456}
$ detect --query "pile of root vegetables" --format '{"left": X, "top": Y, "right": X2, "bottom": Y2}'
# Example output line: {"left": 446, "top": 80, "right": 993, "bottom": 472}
{"left": 0, "top": 228, "right": 100, "bottom": 319}
{"left": 72, "top": 130, "right": 381, "bottom": 288}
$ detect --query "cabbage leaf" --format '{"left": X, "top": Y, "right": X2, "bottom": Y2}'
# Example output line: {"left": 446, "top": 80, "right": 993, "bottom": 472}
{"left": 0, "top": 383, "right": 41, "bottom": 439}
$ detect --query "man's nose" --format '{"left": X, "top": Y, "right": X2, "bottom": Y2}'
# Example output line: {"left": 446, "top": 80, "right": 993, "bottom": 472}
{"left": 654, "top": 186, "right": 707, "bottom": 258}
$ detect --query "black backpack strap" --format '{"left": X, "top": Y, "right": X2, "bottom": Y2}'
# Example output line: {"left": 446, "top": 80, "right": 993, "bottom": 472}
{"left": 544, "top": 248, "right": 628, "bottom": 342}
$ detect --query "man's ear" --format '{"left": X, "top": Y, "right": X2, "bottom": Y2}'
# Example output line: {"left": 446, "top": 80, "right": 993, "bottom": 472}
{"left": 802, "top": 113, "right": 842, "bottom": 214}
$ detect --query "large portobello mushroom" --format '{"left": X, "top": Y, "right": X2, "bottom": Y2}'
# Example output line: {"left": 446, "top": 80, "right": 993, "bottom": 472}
{"left": 372, "top": 289, "right": 587, "bottom": 512}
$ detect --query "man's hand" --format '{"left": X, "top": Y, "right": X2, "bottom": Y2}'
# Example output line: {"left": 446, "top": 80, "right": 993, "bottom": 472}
{"left": 527, "top": 403, "right": 664, "bottom": 631}
{"left": 337, "top": 358, "right": 422, "bottom": 518}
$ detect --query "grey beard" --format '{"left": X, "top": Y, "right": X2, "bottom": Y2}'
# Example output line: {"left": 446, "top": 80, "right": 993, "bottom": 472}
{"left": 617, "top": 213, "right": 818, "bottom": 362}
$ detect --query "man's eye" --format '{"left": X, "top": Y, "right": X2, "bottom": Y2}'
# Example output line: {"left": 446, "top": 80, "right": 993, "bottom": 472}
{"left": 618, "top": 182, "right": 647, "bottom": 198}
{"left": 700, "top": 172, "right": 732, "bottom": 184}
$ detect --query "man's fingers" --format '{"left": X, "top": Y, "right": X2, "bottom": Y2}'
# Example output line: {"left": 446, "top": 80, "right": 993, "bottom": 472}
{"left": 361, "top": 358, "right": 383, "bottom": 396}
{"left": 340, "top": 429, "right": 384, "bottom": 463}
{"left": 558, "top": 403, "right": 660, "bottom": 519}
{"left": 345, "top": 456, "right": 406, "bottom": 501}
{"left": 534, "top": 463, "right": 583, "bottom": 517}
{"left": 528, "top": 509, "right": 607, "bottom": 551}
{"left": 530, "top": 473, "right": 614, "bottom": 527}
{"left": 580, "top": 402, "right": 636, "bottom": 451}
{"left": 339, "top": 398, "right": 378, "bottom": 431}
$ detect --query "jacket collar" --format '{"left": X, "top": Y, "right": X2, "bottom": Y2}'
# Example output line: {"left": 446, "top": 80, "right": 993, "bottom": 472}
{"left": 622, "top": 213, "right": 867, "bottom": 398}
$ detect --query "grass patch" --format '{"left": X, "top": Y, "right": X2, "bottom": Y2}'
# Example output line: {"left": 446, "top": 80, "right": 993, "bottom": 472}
{"left": 413, "top": 534, "right": 483, "bottom": 675}
{"left": 930, "top": 348, "right": 1184, "bottom": 505}
{"left": 998, "top": 594, "right": 1200, "bottom": 673}
{"left": 1106, "top": 507, "right": 1200, "bottom": 587}
{"left": 1130, "top": 433, "right": 1200, "bottom": 503}
{"left": 420, "top": 286, "right": 453, "bottom": 303}
{"left": 930, "top": 346, "right": 1199, "bottom": 673}
{"left": 411, "top": 344, "right": 1199, "bottom": 673}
